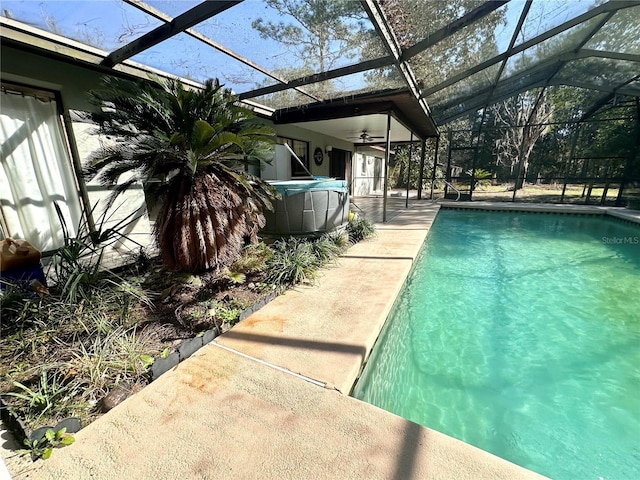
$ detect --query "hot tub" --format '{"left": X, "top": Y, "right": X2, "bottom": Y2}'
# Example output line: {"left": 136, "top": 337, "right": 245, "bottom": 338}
{"left": 262, "top": 179, "right": 350, "bottom": 237}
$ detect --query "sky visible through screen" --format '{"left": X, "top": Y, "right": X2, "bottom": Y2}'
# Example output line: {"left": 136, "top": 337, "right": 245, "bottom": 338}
{"left": 1, "top": 0, "right": 602, "bottom": 96}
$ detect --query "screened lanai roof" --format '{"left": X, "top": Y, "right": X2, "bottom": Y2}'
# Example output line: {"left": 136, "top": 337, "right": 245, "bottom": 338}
{"left": 1, "top": 0, "right": 638, "bottom": 137}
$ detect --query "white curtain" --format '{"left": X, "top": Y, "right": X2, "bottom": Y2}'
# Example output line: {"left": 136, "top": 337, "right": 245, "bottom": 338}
{"left": 0, "top": 90, "right": 82, "bottom": 252}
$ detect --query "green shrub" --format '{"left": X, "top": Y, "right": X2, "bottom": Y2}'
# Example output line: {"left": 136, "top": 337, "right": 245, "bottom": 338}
{"left": 22, "top": 427, "right": 75, "bottom": 460}
{"left": 346, "top": 216, "right": 376, "bottom": 244}
{"left": 1, "top": 266, "right": 154, "bottom": 431}
{"left": 264, "top": 237, "right": 319, "bottom": 287}
{"left": 231, "top": 242, "right": 273, "bottom": 274}
{"left": 50, "top": 202, "right": 145, "bottom": 302}
{"left": 212, "top": 300, "right": 246, "bottom": 328}
{"left": 4, "top": 370, "right": 83, "bottom": 425}
{"left": 68, "top": 326, "right": 156, "bottom": 403}
{"left": 323, "top": 230, "right": 350, "bottom": 251}
{"left": 0, "top": 281, "right": 33, "bottom": 323}
{"left": 311, "top": 235, "right": 344, "bottom": 264}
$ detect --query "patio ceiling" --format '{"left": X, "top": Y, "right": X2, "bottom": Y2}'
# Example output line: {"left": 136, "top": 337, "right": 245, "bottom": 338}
{"left": 273, "top": 88, "right": 439, "bottom": 142}
{"left": 1, "top": 0, "right": 638, "bottom": 137}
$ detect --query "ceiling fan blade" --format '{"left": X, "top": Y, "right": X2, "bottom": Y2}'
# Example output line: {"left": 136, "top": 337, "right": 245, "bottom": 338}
{"left": 345, "top": 131, "right": 385, "bottom": 142}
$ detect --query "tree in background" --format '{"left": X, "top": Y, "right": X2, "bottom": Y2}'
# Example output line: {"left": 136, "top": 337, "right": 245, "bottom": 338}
{"left": 251, "top": 0, "right": 368, "bottom": 104}
{"left": 253, "top": 0, "right": 367, "bottom": 73}
{"left": 86, "top": 76, "right": 278, "bottom": 273}
{"left": 489, "top": 2, "right": 638, "bottom": 187}
{"left": 371, "top": 0, "right": 505, "bottom": 92}
{"left": 491, "top": 88, "right": 553, "bottom": 188}
{"left": 389, "top": 144, "right": 422, "bottom": 189}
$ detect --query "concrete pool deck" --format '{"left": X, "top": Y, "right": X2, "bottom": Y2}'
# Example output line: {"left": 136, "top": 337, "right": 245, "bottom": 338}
{"left": 3, "top": 199, "right": 548, "bottom": 480}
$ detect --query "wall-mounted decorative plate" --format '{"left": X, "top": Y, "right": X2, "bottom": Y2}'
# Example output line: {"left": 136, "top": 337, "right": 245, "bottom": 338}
{"left": 313, "top": 147, "right": 324, "bottom": 166}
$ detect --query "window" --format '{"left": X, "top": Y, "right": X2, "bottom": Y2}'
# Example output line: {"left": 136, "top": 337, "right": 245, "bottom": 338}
{"left": 277, "top": 136, "right": 309, "bottom": 177}
{"left": 0, "top": 84, "right": 83, "bottom": 252}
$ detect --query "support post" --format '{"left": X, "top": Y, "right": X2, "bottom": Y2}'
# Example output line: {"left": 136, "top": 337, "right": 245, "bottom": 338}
{"left": 383, "top": 113, "right": 392, "bottom": 223}
{"left": 406, "top": 132, "right": 414, "bottom": 208}
{"left": 445, "top": 131, "right": 453, "bottom": 199}
{"left": 616, "top": 97, "right": 640, "bottom": 206}
{"left": 431, "top": 137, "right": 440, "bottom": 200}
{"left": 512, "top": 124, "right": 529, "bottom": 202}
{"left": 561, "top": 124, "right": 581, "bottom": 203}
{"left": 418, "top": 139, "right": 426, "bottom": 200}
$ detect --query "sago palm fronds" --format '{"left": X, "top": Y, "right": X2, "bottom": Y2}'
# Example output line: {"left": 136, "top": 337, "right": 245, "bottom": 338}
{"left": 85, "top": 76, "right": 278, "bottom": 272}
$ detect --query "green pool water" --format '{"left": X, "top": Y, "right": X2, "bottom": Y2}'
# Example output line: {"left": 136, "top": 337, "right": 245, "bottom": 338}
{"left": 352, "top": 209, "right": 640, "bottom": 480}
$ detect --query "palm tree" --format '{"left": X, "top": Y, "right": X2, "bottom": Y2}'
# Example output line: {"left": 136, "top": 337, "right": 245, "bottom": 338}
{"left": 85, "top": 76, "right": 278, "bottom": 273}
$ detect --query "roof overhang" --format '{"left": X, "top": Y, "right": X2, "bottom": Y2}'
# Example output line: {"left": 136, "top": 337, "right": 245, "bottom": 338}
{"left": 272, "top": 88, "right": 439, "bottom": 141}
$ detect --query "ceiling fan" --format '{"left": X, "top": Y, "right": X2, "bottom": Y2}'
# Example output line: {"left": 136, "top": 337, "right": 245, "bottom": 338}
{"left": 347, "top": 130, "right": 385, "bottom": 142}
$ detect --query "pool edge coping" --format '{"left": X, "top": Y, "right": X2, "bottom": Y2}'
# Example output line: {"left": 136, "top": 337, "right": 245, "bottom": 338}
{"left": 439, "top": 200, "right": 640, "bottom": 225}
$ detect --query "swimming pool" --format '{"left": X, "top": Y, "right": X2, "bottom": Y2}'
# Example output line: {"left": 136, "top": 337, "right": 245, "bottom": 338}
{"left": 352, "top": 209, "right": 640, "bottom": 480}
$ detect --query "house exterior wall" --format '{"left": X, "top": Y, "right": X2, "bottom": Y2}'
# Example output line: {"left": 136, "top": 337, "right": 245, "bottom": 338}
{"left": 272, "top": 123, "right": 354, "bottom": 178}
{"left": 2, "top": 44, "right": 155, "bottom": 267}
{"left": 353, "top": 152, "right": 385, "bottom": 196}
{"left": 1, "top": 42, "right": 359, "bottom": 270}
{"left": 71, "top": 121, "right": 156, "bottom": 266}
{"left": 1, "top": 45, "right": 108, "bottom": 112}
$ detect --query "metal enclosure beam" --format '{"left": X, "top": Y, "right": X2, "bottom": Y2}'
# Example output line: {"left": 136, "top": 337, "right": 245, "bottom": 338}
{"left": 616, "top": 98, "right": 640, "bottom": 205}
{"left": 406, "top": 132, "right": 414, "bottom": 207}
{"left": 239, "top": 56, "right": 392, "bottom": 100}
{"left": 383, "top": 113, "right": 392, "bottom": 223}
{"left": 421, "top": 0, "right": 639, "bottom": 99}
{"left": 579, "top": 74, "right": 640, "bottom": 122}
{"left": 403, "top": 1, "right": 510, "bottom": 60}
{"left": 101, "top": 1, "right": 240, "bottom": 67}
{"left": 430, "top": 137, "right": 439, "bottom": 200}
{"left": 433, "top": 15, "right": 631, "bottom": 121}
{"left": 547, "top": 79, "right": 640, "bottom": 96}
{"left": 361, "top": 0, "right": 433, "bottom": 124}
{"left": 434, "top": 16, "right": 629, "bottom": 126}
{"left": 576, "top": 49, "right": 640, "bottom": 63}
{"left": 125, "top": 0, "right": 321, "bottom": 102}
{"left": 471, "top": 0, "right": 532, "bottom": 180}
{"left": 486, "top": 0, "right": 532, "bottom": 102}
{"left": 418, "top": 139, "right": 426, "bottom": 200}
{"left": 436, "top": 80, "right": 548, "bottom": 124}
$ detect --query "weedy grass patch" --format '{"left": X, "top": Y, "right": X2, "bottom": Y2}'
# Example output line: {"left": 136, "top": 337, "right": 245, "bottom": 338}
{"left": 1, "top": 216, "right": 373, "bottom": 460}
